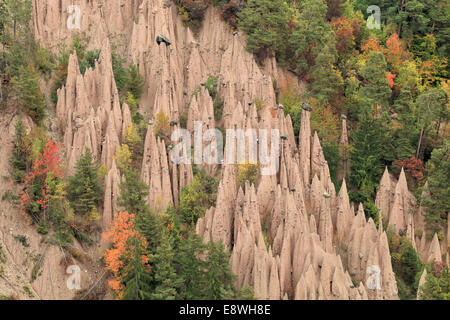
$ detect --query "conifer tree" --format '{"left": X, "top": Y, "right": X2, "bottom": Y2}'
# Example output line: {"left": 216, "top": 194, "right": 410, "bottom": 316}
{"left": 238, "top": 0, "right": 291, "bottom": 61}
{"left": 290, "top": 0, "right": 331, "bottom": 75}
{"left": 10, "top": 65, "right": 46, "bottom": 123}
{"left": 122, "top": 234, "right": 153, "bottom": 300}
{"left": 174, "top": 234, "right": 208, "bottom": 300}
{"left": 357, "top": 52, "right": 392, "bottom": 114}
{"left": 349, "top": 112, "right": 394, "bottom": 223}
{"left": 421, "top": 141, "right": 450, "bottom": 234}
{"left": 149, "top": 230, "right": 182, "bottom": 300}
{"left": 67, "top": 148, "right": 102, "bottom": 217}
{"left": 117, "top": 168, "right": 150, "bottom": 217}
{"left": 204, "top": 241, "right": 236, "bottom": 300}
{"left": 309, "top": 32, "right": 343, "bottom": 105}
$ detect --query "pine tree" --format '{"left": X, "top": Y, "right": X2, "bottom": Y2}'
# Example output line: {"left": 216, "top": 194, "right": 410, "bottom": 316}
{"left": 419, "top": 266, "right": 450, "bottom": 300}
{"left": 67, "top": 148, "right": 102, "bottom": 218}
{"left": 290, "top": 0, "right": 332, "bottom": 75}
{"left": 11, "top": 118, "right": 31, "bottom": 182}
{"left": 124, "top": 62, "right": 143, "bottom": 101}
{"left": 149, "top": 230, "right": 182, "bottom": 300}
{"left": 204, "top": 241, "right": 236, "bottom": 300}
{"left": 415, "top": 88, "right": 449, "bottom": 157}
{"left": 309, "top": 32, "right": 343, "bottom": 105}
{"left": 117, "top": 168, "right": 150, "bottom": 217}
{"left": 174, "top": 234, "right": 208, "bottom": 300}
{"left": 238, "top": 0, "right": 291, "bottom": 61}
{"left": 421, "top": 141, "right": 450, "bottom": 234}
{"left": 10, "top": 64, "right": 46, "bottom": 123}
{"left": 121, "top": 234, "right": 153, "bottom": 300}
{"left": 357, "top": 52, "right": 392, "bottom": 114}
{"left": 349, "top": 113, "right": 394, "bottom": 223}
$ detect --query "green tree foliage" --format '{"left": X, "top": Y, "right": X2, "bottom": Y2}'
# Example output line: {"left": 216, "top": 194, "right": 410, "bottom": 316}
{"left": 117, "top": 168, "right": 150, "bottom": 217}
{"left": 0, "top": 0, "right": 31, "bottom": 44}
{"left": 174, "top": 234, "right": 237, "bottom": 300}
{"left": 67, "top": 149, "right": 102, "bottom": 218}
{"left": 204, "top": 241, "right": 236, "bottom": 300}
{"left": 357, "top": 52, "right": 392, "bottom": 113}
{"left": 174, "top": 233, "right": 209, "bottom": 299}
{"left": 123, "top": 62, "right": 144, "bottom": 101}
{"left": 421, "top": 141, "right": 450, "bottom": 234}
{"left": 419, "top": 265, "right": 450, "bottom": 300}
{"left": 179, "top": 171, "right": 219, "bottom": 225}
{"left": 121, "top": 234, "right": 153, "bottom": 300}
{"left": 11, "top": 118, "right": 31, "bottom": 182}
{"left": 10, "top": 65, "right": 46, "bottom": 123}
{"left": 148, "top": 230, "right": 182, "bottom": 300}
{"left": 290, "top": 0, "right": 332, "bottom": 75}
{"left": 349, "top": 113, "right": 394, "bottom": 223}
{"left": 309, "top": 32, "right": 344, "bottom": 105}
{"left": 388, "top": 231, "right": 422, "bottom": 299}
{"left": 238, "top": 0, "right": 291, "bottom": 62}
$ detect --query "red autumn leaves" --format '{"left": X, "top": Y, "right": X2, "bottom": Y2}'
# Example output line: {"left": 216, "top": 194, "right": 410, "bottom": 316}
{"left": 19, "top": 140, "right": 62, "bottom": 223}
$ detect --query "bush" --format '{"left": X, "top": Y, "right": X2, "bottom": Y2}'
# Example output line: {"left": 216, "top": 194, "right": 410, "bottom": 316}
{"left": 66, "top": 148, "right": 102, "bottom": 232}
{"left": 179, "top": 171, "right": 219, "bottom": 225}
{"left": 236, "top": 162, "right": 259, "bottom": 188}
{"left": 10, "top": 65, "right": 46, "bottom": 123}
{"left": 11, "top": 119, "right": 32, "bottom": 182}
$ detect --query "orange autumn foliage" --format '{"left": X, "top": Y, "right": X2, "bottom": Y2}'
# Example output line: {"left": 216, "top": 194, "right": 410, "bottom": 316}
{"left": 387, "top": 72, "right": 397, "bottom": 88}
{"left": 103, "top": 211, "right": 150, "bottom": 298}
{"left": 385, "top": 33, "right": 404, "bottom": 71}
{"left": 362, "top": 36, "right": 381, "bottom": 55}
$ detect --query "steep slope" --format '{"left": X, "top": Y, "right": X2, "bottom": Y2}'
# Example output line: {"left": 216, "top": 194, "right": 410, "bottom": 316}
{"left": 0, "top": 0, "right": 446, "bottom": 300}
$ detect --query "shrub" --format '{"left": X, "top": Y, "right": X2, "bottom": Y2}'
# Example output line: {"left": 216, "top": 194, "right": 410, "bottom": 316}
{"left": 66, "top": 148, "right": 102, "bottom": 231}
{"left": 154, "top": 111, "right": 171, "bottom": 141}
{"left": 10, "top": 65, "right": 46, "bottom": 123}
{"left": 179, "top": 171, "right": 219, "bottom": 225}
{"left": 236, "top": 162, "right": 259, "bottom": 188}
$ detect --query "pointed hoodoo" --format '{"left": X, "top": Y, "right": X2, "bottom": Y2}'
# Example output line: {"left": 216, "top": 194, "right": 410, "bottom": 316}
{"left": 416, "top": 269, "right": 427, "bottom": 300}
{"left": 375, "top": 167, "right": 392, "bottom": 222}
{"left": 427, "top": 233, "right": 443, "bottom": 264}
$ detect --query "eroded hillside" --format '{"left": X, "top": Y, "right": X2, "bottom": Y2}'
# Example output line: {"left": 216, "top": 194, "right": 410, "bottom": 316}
{"left": 0, "top": 0, "right": 448, "bottom": 300}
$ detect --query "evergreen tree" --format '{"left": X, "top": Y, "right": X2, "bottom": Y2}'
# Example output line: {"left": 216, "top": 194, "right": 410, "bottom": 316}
{"left": 238, "top": 0, "right": 291, "bottom": 61}
{"left": 67, "top": 148, "right": 102, "bottom": 217}
{"left": 349, "top": 113, "right": 394, "bottom": 223}
{"left": 419, "top": 266, "right": 450, "bottom": 300}
{"left": 174, "top": 234, "right": 208, "bottom": 300}
{"left": 11, "top": 118, "right": 31, "bottom": 182}
{"left": 117, "top": 168, "right": 150, "bottom": 217}
{"left": 416, "top": 88, "right": 449, "bottom": 157}
{"left": 421, "top": 141, "right": 450, "bottom": 234}
{"left": 135, "top": 210, "right": 163, "bottom": 256}
{"left": 357, "top": 52, "right": 392, "bottom": 114}
{"left": 290, "top": 0, "right": 332, "bottom": 75}
{"left": 121, "top": 234, "right": 153, "bottom": 300}
{"left": 309, "top": 31, "right": 343, "bottom": 105}
{"left": 124, "top": 62, "right": 144, "bottom": 101}
{"left": 149, "top": 230, "right": 182, "bottom": 300}
{"left": 204, "top": 241, "right": 236, "bottom": 300}
{"left": 10, "top": 64, "right": 46, "bottom": 123}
